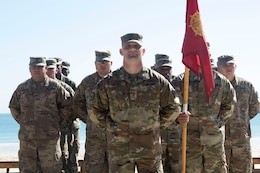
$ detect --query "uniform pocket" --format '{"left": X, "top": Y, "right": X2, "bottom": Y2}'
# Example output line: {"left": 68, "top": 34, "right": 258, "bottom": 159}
{"left": 200, "top": 126, "right": 224, "bottom": 146}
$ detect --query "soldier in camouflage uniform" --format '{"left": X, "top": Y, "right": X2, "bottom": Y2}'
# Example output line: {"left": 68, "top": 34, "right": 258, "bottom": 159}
{"left": 9, "top": 57, "right": 72, "bottom": 173}
{"left": 153, "top": 54, "right": 175, "bottom": 81}
{"left": 61, "top": 61, "right": 70, "bottom": 77}
{"left": 54, "top": 58, "right": 80, "bottom": 173}
{"left": 46, "top": 58, "right": 75, "bottom": 127}
{"left": 153, "top": 54, "right": 181, "bottom": 173}
{"left": 87, "top": 33, "right": 189, "bottom": 173}
{"left": 60, "top": 59, "right": 80, "bottom": 173}
{"left": 46, "top": 59, "right": 75, "bottom": 96}
{"left": 54, "top": 57, "right": 77, "bottom": 90}
{"left": 73, "top": 50, "right": 112, "bottom": 173}
{"left": 172, "top": 68, "right": 237, "bottom": 173}
{"left": 217, "top": 55, "right": 260, "bottom": 173}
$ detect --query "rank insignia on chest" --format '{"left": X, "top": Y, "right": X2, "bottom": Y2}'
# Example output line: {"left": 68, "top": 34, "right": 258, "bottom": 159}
{"left": 129, "top": 90, "right": 137, "bottom": 100}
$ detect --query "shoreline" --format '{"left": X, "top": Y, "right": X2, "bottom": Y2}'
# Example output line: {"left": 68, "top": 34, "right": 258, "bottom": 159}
{"left": 0, "top": 141, "right": 85, "bottom": 161}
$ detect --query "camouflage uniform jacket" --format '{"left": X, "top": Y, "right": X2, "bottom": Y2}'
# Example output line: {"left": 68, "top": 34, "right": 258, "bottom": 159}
{"left": 73, "top": 72, "right": 105, "bottom": 123}
{"left": 172, "top": 71, "right": 236, "bottom": 146}
{"left": 58, "top": 80, "right": 75, "bottom": 127}
{"left": 60, "top": 74, "right": 77, "bottom": 91}
{"left": 225, "top": 75, "right": 260, "bottom": 141}
{"left": 88, "top": 67, "right": 181, "bottom": 159}
{"left": 9, "top": 77, "right": 72, "bottom": 140}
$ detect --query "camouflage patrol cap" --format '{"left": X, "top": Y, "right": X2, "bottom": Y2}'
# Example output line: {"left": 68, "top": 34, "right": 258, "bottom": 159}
{"left": 155, "top": 54, "right": 169, "bottom": 62}
{"left": 61, "top": 61, "right": 70, "bottom": 69}
{"left": 46, "top": 58, "right": 57, "bottom": 68}
{"left": 154, "top": 54, "right": 172, "bottom": 69}
{"left": 51, "top": 57, "right": 62, "bottom": 65}
{"left": 29, "top": 57, "right": 46, "bottom": 67}
{"left": 95, "top": 50, "right": 111, "bottom": 62}
{"left": 121, "top": 33, "right": 143, "bottom": 47}
{"left": 217, "top": 55, "right": 235, "bottom": 67}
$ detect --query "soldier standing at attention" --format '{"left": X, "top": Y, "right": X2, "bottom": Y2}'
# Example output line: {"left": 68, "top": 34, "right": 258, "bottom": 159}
{"left": 46, "top": 58, "right": 78, "bottom": 172}
{"left": 153, "top": 54, "right": 180, "bottom": 173}
{"left": 172, "top": 65, "right": 237, "bottom": 172}
{"left": 217, "top": 55, "right": 260, "bottom": 173}
{"left": 61, "top": 61, "right": 70, "bottom": 77}
{"left": 73, "top": 50, "right": 112, "bottom": 173}
{"left": 60, "top": 60, "right": 80, "bottom": 173}
{"left": 9, "top": 57, "right": 72, "bottom": 173}
{"left": 46, "top": 58, "right": 74, "bottom": 97}
{"left": 153, "top": 54, "right": 174, "bottom": 81}
{"left": 87, "top": 33, "right": 189, "bottom": 173}
{"left": 51, "top": 57, "right": 79, "bottom": 173}
{"left": 54, "top": 57, "right": 77, "bottom": 90}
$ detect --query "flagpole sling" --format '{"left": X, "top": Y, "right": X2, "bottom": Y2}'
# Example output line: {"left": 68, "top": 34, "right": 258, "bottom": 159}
{"left": 181, "top": 67, "right": 189, "bottom": 173}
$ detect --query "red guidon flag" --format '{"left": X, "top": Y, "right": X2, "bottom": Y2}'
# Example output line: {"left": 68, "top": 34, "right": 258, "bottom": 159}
{"left": 182, "top": 0, "right": 214, "bottom": 101}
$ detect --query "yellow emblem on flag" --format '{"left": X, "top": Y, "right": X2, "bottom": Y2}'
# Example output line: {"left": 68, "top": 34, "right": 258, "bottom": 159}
{"left": 189, "top": 11, "right": 204, "bottom": 36}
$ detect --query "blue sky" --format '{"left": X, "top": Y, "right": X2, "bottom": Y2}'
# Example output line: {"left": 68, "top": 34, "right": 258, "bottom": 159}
{"left": 1, "top": 0, "right": 260, "bottom": 113}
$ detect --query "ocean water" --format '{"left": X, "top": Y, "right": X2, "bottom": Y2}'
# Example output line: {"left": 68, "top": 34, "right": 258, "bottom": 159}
{"left": 0, "top": 113, "right": 87, "bottom": 143}
{"left": 0, "top": 113, "right": 260, "bottom": 154}
{"left": 0, "top": 113, "right": 86, "bottom": 156}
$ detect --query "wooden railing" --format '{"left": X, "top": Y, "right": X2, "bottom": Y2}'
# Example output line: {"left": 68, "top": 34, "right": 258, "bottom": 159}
{"left": 0, "top": 160, "right": 84, "bottom": 173}
{"left": 0, "top": 161, "right": 18, "bottom": 173}
{"left": 0, "top": 158, "right": 260, "bottom": 173}
{"left": 253, "top": 157, "right": 260, "bottom": 173}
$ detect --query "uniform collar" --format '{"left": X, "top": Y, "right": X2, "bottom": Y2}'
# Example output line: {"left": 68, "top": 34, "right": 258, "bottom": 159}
{"left": 118, "top": 66, "right": 151, "bottom": 82}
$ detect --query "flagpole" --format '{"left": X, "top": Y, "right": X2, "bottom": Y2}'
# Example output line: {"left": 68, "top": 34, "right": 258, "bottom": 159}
{"left": 181, "top": 66, "right": 189, "bottom": 173}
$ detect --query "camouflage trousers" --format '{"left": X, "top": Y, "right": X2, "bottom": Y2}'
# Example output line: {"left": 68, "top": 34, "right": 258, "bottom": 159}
{"left": 109, "top": 158, "right": 164, "bottom": 173}
{"left": 185, "top": 138, "right": 227, "bottom": 173}
{"left": 19, "top": 138, "right": 62, "bottom": 173}
{"left": 164, "top": 124, "right": 181, "bottom": 173}
{"left": 161, "top": 130, "right": 181, "bottom": 173}
{"left": 166, "top": 143, "right": 181, "bottom": 173}
{"left": 83, "top": 125, "right": 108, "bottom": 173}
{"left": 225, "top": 137, "right": 252, "bottom": 173}
{"left": 61, "top": 119, "right": 80, "bottom": 173}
